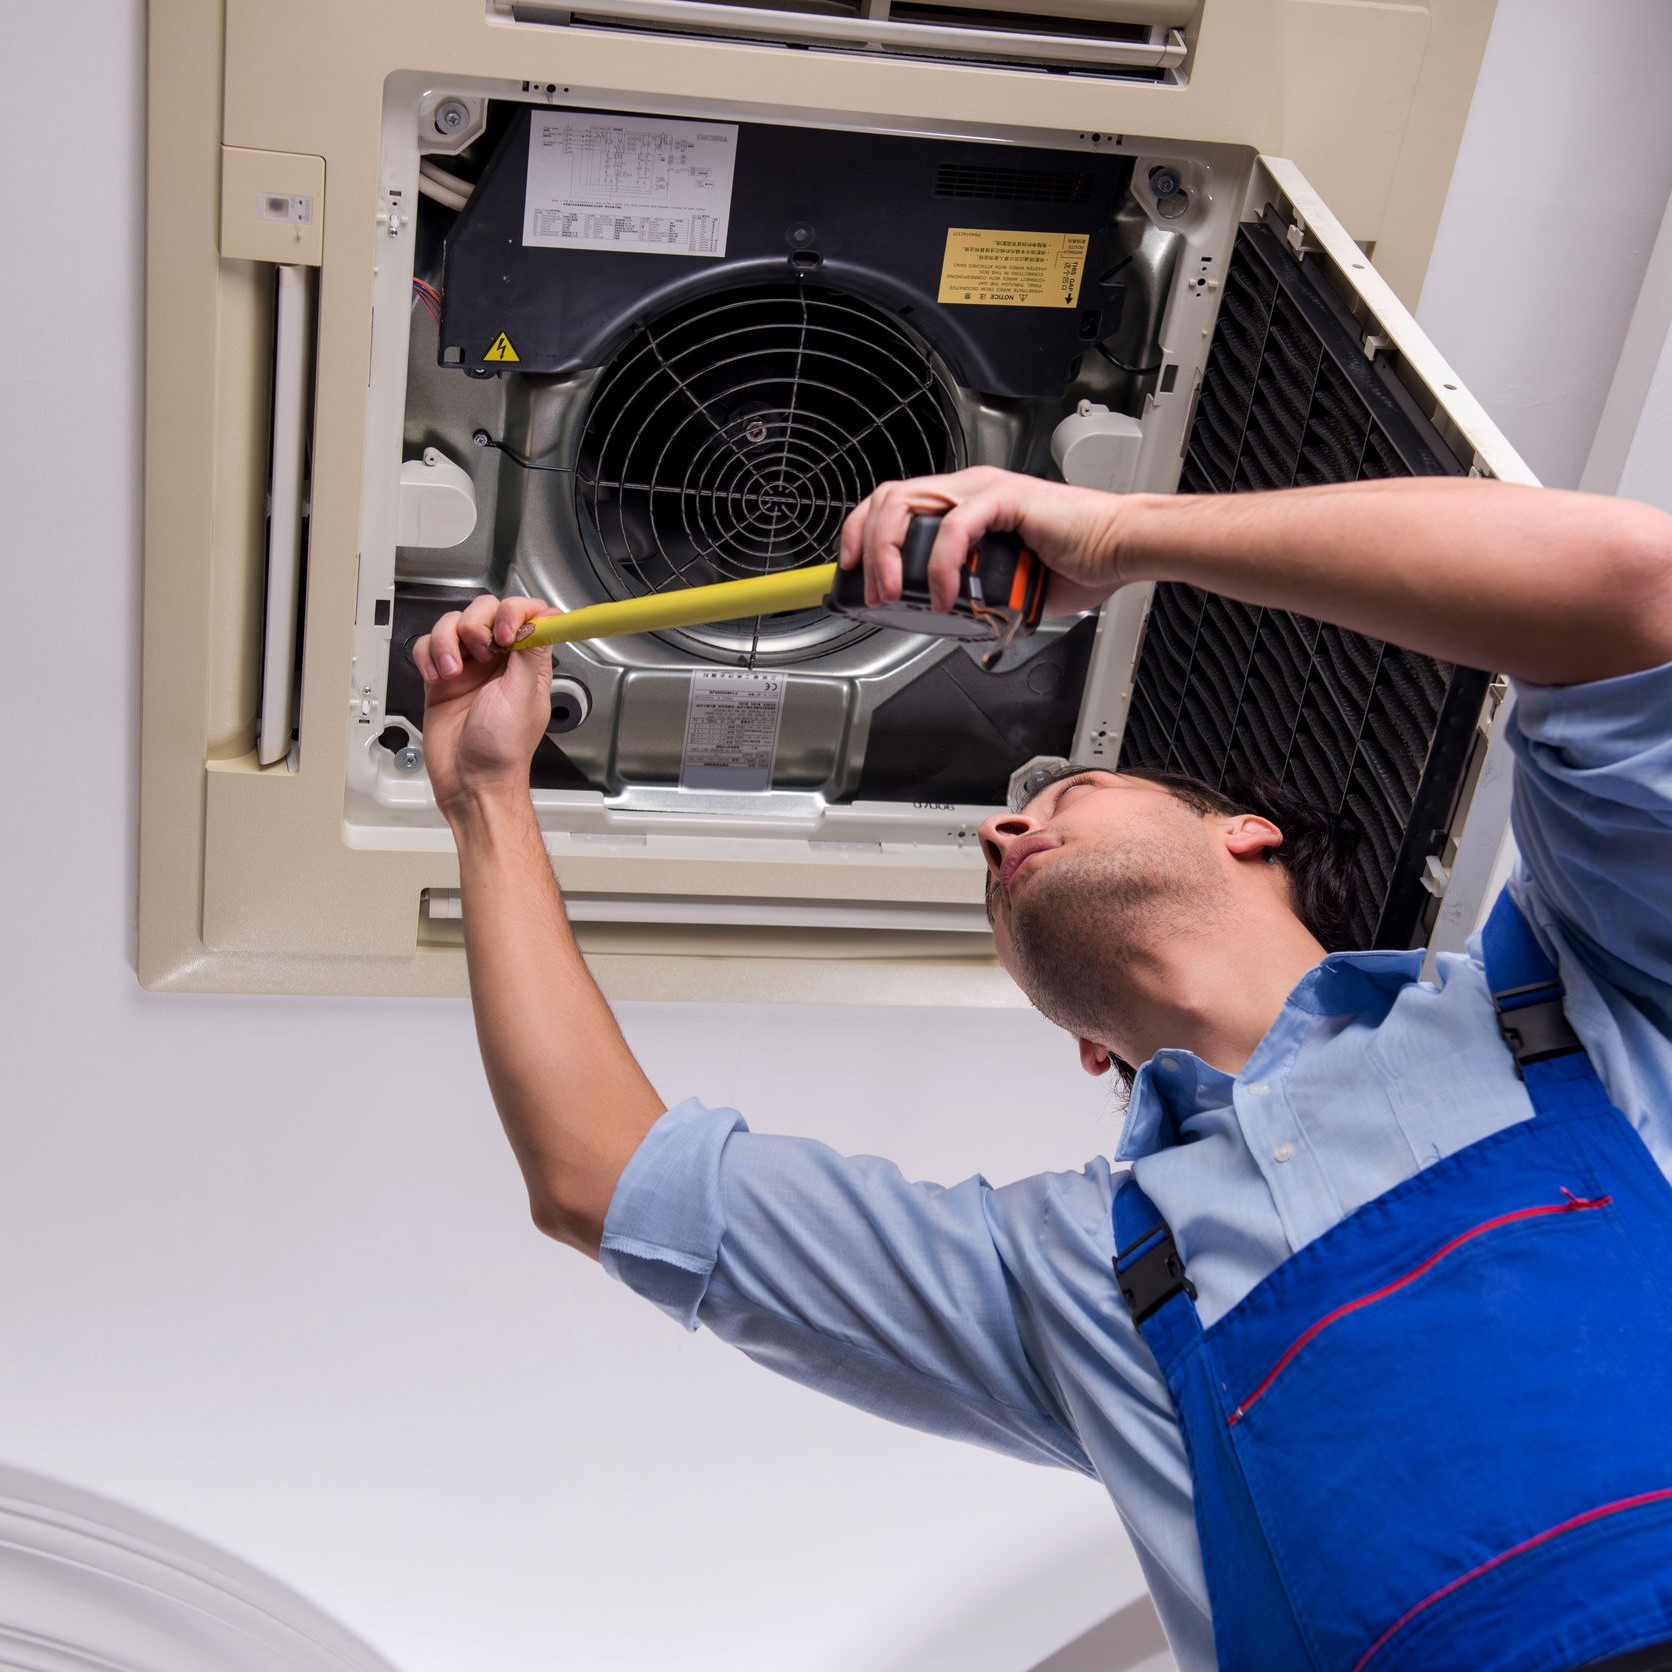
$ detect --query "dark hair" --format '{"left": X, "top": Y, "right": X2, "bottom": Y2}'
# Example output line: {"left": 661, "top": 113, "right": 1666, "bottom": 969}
{"left": 1015, "top": 761, "right": 1364, "bottom": 1091}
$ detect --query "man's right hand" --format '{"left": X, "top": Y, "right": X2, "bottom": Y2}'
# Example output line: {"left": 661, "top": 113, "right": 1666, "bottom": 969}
{"left": 412, "top": 593, "right": 558, "bottom": 823}
{"left": 839, "top": 466, "right": 1130, "bottom": 620}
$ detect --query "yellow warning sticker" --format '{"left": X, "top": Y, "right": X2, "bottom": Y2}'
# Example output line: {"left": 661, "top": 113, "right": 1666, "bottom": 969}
{"left": 937, "top": 229, "right": 1089, "bottom": 309}
{"left": 484, "top": 331, "right": 521, "bottom": 363}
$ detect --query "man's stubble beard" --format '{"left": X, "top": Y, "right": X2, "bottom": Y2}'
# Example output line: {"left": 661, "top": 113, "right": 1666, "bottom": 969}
{"left": 1007, "top": 832, "right": 1228, "bottom": 1045}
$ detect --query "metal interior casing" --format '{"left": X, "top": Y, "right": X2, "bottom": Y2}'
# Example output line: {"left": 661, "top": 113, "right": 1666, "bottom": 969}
{"left": 390, "top": 101, "right": 1138, "bottom": 808}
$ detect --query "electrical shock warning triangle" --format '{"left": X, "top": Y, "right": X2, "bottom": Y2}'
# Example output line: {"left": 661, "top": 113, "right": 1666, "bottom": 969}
{"left": 483, "top": 332, "right": 520, "bottom": 363}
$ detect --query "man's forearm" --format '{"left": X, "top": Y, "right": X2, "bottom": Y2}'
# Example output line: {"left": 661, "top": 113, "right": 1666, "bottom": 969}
{"left": 1115, "top": 478, "right": 1672, "bottom": 686}
{"left": 450, "top": 789, "right": 664, "bottom": 1257}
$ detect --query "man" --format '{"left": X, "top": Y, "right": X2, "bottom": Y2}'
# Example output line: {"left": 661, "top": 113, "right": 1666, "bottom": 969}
{"left": 414, "top": 468, "right": 1672, "bottom": 1670}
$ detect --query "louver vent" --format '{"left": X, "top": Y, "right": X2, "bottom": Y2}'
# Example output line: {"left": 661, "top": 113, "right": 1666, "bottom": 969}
{"left": 935, "top": 163, "right": 1094, "bottom": 203}
{"left": 1120, "top": 214, "right": 1488, "bottom": 950}
{"left": 499, "top": 0, "right": 1188, "bottom": 79}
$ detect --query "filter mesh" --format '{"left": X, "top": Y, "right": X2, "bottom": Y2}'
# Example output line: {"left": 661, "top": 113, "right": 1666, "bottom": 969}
{"left": 1121, "top": 214, "right": 1488, "bottom": 949}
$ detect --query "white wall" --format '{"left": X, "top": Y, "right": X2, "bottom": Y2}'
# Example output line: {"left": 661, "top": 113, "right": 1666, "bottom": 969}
{"left": 1611, "top": 177, "right": 1672, "bottom": 514}
{"left": 1417, "top": 0, "right": 1672, "bottom": 487}
{"left": 3, "top": 4, "right": 1671, "bottom": 1670}
{"left": 1619, "top": 328, "right": 1672, "bottom": 511}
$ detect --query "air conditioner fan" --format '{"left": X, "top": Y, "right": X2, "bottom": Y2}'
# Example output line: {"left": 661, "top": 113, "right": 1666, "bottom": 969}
{"left": 573, "top": 282, "right": 966, "bottom": 661}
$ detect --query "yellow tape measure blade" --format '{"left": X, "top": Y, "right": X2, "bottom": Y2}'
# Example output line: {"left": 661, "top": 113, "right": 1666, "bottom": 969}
{"left": 509, "top": 564, "right": 838, "bottom": 651}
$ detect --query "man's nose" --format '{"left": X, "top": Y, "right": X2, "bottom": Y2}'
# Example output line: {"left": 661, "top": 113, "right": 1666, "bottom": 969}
{"left": 977, "top": 811, "right": 1038, "bottom": 878}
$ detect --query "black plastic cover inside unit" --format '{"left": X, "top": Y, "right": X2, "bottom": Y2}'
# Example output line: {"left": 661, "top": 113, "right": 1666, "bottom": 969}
{"left": 1119, "top": 212, "right": 1489, "bottom": 950}
{"left": 854, "top": 618, "right": 1098, "bottom": 806}
{"left": 441, "top": 108, "right": 1132, "bottom": 398}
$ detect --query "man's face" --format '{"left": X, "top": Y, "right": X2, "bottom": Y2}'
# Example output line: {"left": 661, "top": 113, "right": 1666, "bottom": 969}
{"left": 976, "top": 771, "right": 1233, "bottom": 1044}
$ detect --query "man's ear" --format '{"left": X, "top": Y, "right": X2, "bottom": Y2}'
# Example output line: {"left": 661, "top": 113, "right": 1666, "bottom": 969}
{"left": 1223, "top": 815, "right": 1283, "bottom": 861}
{"left": 1078, "top": 1038, "right": 1112, "bottom": 1077}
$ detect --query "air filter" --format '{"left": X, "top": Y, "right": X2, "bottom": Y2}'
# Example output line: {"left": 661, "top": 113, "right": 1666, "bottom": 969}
{"left": 1120, "top": 211, "right": 1489, "bottom": 949}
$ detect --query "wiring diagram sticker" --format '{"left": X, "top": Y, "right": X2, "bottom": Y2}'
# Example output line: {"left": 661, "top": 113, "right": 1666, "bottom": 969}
{"left": 523, "top": 111, "right": 739, "bottom": 258}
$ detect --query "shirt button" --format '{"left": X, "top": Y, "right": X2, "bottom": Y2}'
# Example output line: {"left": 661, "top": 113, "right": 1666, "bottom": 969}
{"left": 1160, "top": 1059, "right": 1181, "bottom": 1073}
{"left": 1246, "top": 1082, "right": 1270, "bottom": 1096}
{"left": 1273, "top": 1142, "right": 1296, "bottom": 1163}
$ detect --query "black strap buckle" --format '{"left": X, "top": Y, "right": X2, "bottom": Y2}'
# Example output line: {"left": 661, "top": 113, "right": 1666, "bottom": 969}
{"left": 1115, "top": 1224, "right": 1198, "bottom": 1325}
{"left": 1496, "top": 994, "right": 1582, "bottom": 1070}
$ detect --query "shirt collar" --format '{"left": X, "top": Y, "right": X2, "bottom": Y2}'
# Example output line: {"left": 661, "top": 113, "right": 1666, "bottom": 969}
{"left": 1118, "top": 1050, "right": 1234, "bottom": 1160}
{"left": 1286, "top": 948, "right": 1425, "bottom": 1015}
{"left": 1114, "top": 947, "right": 1427, "bottom": 1162}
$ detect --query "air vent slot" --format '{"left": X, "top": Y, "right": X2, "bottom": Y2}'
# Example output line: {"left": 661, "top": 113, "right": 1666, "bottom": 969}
{"left": 1121, "top": 215, "right": 1487, "bottom": 951}
{"left": 934, "top": 162, "right": 1093, "bottom": 203}
{"left": 498, "top": 0, "right": 1190, "bottom": 79}
{"left": 257, "top": 264, "right": 315, "bottom": 770}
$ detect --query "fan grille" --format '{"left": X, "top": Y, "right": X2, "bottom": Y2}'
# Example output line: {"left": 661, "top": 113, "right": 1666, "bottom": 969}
{"left": 575, "top": 284, "right": 965, "bottom": 659}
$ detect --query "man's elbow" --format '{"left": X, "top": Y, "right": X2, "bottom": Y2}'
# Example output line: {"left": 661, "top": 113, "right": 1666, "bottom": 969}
{"left": 528, "top": 1188, "right": 606, "bottom": 1260}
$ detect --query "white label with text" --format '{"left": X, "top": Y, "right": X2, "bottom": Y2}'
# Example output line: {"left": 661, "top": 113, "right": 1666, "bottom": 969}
{"left": 680, "top": 671, "right": 786, "bottom": 792}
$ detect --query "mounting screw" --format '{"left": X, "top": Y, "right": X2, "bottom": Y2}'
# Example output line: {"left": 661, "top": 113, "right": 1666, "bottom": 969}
{"left": 397, "top": 744, "right": 424, "bottom": 772}
{"left": 472, "top": 429, "right": 492, "bottom": 447}
{"left": 1148, "top": 165, "right": 1183, "bottom": 197}
{"left": 435, "top": 99, "right": 470, "bottom": 135}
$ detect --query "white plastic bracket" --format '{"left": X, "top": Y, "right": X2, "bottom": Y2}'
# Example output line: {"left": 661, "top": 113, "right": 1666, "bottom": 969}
{"left": 1051, "top": 403, "right": 1145, "bottom": 495}
{"left": 397, "top": 448, "right": 478, "bottom": 549}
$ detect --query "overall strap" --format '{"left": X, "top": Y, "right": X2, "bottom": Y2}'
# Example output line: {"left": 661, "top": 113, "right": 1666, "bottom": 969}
{"left": 1481, "top": 889, "right": 1608, "bottom": 1119}
{"left": 1112, "top": 1176, "right": 1315, "bottom": 1664}
{"left": 1113, "top": 1175, "right": 1201, "bottom": 1368}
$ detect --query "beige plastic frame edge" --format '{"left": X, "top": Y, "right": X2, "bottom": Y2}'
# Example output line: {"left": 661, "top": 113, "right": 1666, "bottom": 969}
{"left": 138, "top": 0, "right": 1498, "bottom": 999}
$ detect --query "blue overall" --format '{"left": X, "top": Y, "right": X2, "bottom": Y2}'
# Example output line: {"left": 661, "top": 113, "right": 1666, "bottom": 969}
{"left": 1113, "top": 893, "right": 1672, "bottom": 1671}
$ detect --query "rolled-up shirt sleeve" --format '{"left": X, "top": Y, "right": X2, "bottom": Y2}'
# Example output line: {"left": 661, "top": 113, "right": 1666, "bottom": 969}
{"left": 1507, "top": 657, "right": 1672, "bottom": 999}
{"left": 601, "top": 1098, "right": 1095, "bottom": 1474}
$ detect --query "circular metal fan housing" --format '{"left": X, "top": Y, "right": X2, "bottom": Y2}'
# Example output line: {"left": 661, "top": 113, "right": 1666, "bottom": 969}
{"left": 574, "top": 283, "right": 966, "bottom": 662}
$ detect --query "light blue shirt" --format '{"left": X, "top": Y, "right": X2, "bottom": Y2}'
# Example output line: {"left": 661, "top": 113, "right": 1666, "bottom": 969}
{"left": 601, "top": 659, "right": 1672, "bottom": 1671}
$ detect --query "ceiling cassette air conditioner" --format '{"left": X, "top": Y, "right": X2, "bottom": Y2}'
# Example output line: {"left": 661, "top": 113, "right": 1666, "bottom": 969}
{"left": 139, "top": 0, "right": 1521, "bottom": 1001}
